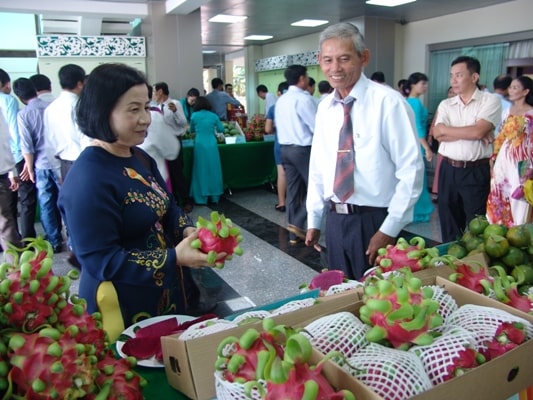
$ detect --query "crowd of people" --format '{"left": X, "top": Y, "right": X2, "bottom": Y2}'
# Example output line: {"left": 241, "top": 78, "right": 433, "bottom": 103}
{"left": 0, "top": 21, "right": 531, "bottom": 340}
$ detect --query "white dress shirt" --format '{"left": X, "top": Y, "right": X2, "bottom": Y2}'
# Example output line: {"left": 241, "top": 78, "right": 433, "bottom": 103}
{"left": 275, "top": 85, "right": 317, "bottom": 146}
{"left": 264, "top": 92, "right": 277, "bottom": 115}
{"left": 139, "top": 109, "right": 180, "bottom": 183}
{"left": 307, "top": 74, "right": 424, "bottom": 238}
{"left": 44, "top": 90, "right": 90, "bottom": 164}
{"left": 436, "top": 89, "right": 501, "bottom": 161}
{"left": 162, "top": 99, "right": 188, "bottom": 137}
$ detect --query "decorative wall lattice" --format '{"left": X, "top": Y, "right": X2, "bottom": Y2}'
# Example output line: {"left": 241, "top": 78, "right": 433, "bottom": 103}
{"left": 36, "top": 35, "right": 146, "bottom": 57}
{"left": 255, "top": 50, "right": 319, "bottom": 72}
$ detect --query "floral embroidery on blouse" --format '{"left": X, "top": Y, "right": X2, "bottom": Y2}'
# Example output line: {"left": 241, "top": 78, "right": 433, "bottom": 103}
{"left": 493, "top": 115, "right": 533, "bottom": 158}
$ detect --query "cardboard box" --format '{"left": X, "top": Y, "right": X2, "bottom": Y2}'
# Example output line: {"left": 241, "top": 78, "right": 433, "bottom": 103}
{"left": 162, "top": 267, "right": 533, "bottom": 400}
{"left": 161, "top": 294, "right": 358, "bottom": 400}
{"left": 292, "top": 273, "right": 533, "bottom": 400}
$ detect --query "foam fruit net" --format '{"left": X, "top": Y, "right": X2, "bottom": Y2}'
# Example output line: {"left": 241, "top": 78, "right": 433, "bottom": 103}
{"left": 345, "top": 343, "right": 432, "bottom": 400}
{"left": 215, "top": 370, "right": 265, "bottom": 400}
{"left": 445, "top": 304, "right": 533, "bottom": 348}
{"left": 302, "top": 311, "right": 369, "bottom": 358}
{"left": 409, "top": 326, "right": 477, "bottom": 385}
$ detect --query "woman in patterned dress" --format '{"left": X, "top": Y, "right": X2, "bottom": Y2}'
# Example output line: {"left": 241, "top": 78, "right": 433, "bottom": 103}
{"left": 486, "top": 76, "right": 533, "bottom": 227}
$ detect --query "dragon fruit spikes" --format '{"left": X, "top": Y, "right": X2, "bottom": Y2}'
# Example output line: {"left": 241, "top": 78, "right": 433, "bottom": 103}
{"left": 360, "top": 272, "right": 443, "bottom": 350}
{"left": 191, "top": 211, "right": 243, "bottom": 268}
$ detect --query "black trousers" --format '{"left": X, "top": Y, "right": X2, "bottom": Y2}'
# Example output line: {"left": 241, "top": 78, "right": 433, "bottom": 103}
{"left": 16, "top": 160, "right": 37, "bottom": 239}
{"left": 325, "top": 207, "right": 388, "bottom": 280}
{"left": 167, "top": 145, "right": 192, "bottom": 206}
{"left": 438, "top": 159, "right": 490, "bottom": 243}
{"left": 280, "top": 145, "right": 311, "bottom": 240}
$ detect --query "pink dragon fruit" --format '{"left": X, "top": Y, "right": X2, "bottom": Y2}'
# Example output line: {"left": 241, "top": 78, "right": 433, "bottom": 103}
{"left": 191, "top": 211, "right": 243, "bottom": 268}
{"left": 300, "top": 269, "right": 346, "bottom": 295}
{"left": 359, "top": 271, "right": 443, "bottom": 349}
{"left": 445, "top": 256, "right": 493, "bottom": 295}
{"left": 372, "top": 236, "right": 438, "bottom": 275}
{"left": 481, "top": 321, "right": 528, "bottom": 361}
{"left": 0, "top": 237, "right": 147, "bottom": 398}
{"left": 491, "top": 267, "right": 533, "bottom": 314}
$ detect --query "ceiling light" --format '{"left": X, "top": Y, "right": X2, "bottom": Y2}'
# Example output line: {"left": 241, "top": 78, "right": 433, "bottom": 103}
{"left": 202, "top": 50, "right": 216, "bottom": 54}
{"left": 291, "top": 19, "right": 329, "bottom": 27}
{"left": 208, "top": 14, "right": 247, "bottom": 24}
{"left": 366, "top": 0, "right": 415, "bottom": 6}
{"left": 244, "top": 35, "right": 273, "bottom": 41}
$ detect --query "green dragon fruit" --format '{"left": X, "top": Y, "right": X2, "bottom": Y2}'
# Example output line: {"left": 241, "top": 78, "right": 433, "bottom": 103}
{"left": 191, "top": 211, "right": 244, "bottom": 268}
{"left": 359, "top": 270, "right": 443, "bottom": 349}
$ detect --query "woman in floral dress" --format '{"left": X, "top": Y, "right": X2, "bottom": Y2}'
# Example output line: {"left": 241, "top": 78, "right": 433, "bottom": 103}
{"left": 486, "top": 76, "right": 533, "bottom": 227}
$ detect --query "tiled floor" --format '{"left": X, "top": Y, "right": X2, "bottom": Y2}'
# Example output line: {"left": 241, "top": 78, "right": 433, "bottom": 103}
{"left": 13, "top": 185, "right": 443, "bottom": 319}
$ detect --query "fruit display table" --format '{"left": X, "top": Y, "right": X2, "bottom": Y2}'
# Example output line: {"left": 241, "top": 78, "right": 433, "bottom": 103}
{"left": 136, "top": 367, "right": 187, "bottom": 399}
{"left": 182, "top": 141, "right": 277, "bottom": 192}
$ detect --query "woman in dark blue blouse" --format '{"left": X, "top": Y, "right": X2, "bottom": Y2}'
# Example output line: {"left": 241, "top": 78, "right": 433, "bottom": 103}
{"left": 58, "top": 63, "right": 224, "bottom": 341}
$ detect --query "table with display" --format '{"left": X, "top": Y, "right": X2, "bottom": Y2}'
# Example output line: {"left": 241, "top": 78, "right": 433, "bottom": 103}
{"left": 182, "top": 140, "right": 277, "bottom": 194}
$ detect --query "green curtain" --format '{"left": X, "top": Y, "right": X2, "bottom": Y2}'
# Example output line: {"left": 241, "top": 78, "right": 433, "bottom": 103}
{"left": 428, "top": 43, "right": 509, "bottom": 114}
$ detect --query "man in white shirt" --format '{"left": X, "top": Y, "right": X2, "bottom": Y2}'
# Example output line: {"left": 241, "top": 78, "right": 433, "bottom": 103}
{"left": 256, "top": 84, "right": 277, "bottom": 115}
{"left": 305, "top": 23, "right": 424, "bottom": 279}
{"left": 0, "top": 112, "right": 21, "bottom": 252}
{"left": 433, "top": 56, "right": 501, "bottom": 242}
{"left": 275, "top": 64, "right": 317, "bottom": 244}
{"left": 44, "top": 63, "right": 87, "bottom": 181}
{"left": 152, "top": 81, "right": 193, "bottom": 212}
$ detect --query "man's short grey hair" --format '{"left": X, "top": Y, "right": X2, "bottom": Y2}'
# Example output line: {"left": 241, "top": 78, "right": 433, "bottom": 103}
{"left": 319, "top": 22, "right": 367, "bottom": 57}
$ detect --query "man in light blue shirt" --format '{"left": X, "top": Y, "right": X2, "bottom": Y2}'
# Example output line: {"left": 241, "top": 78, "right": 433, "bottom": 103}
{"left": 206, "top": 78, "right": 242, "bottom": 121}
{"left": 14, "top": 77, "right": 64, "bottom": 253}
{"left": 275, "top": 65, "right": 317, "bottom": 244}
{"left": 0, "top": 68, "right": 37, "bottom": 240}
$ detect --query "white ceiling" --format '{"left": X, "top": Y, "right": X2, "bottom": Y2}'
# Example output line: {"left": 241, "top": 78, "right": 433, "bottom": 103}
{"left": 0, "top": 0, "right": 514, "bottom": 56}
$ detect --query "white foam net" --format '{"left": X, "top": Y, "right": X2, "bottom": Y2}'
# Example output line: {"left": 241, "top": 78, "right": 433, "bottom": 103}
{"left": 231, "top": 310, "right": 272, "bottom": 325}
{"left": 409, "top": 326, "right": 478, "bottom": 385}
{"left": 302, "top": 312, "right": 369, "bottom": 358}
{"left": 445, "top": 304, "right": 533, "bottom": 348}
{"left": 344, "top": 343, "right": 432, "bottom": 400}
{"left": 178, "top": 318, "right": 238, "bottom": 341}
{"left": 324, "top": 280, "right": 364, "bottom": 296}
{"left": 214, "top": 370, "right": 265, "bottom": 400}
{"left": 426, "top": 285, "right": 458, "bottom": 322}
{"left": 270, "top": 298, "right": 316, "bottom": 316}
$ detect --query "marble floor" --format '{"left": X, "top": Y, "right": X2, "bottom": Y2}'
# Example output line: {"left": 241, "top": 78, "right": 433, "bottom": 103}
{"left": 27, "top": 184, "right": 443, "bottom": 320}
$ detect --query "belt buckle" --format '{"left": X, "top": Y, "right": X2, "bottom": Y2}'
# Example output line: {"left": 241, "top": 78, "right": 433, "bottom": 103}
{"left": 335, "top": 203, "right": 349, "bottom": 214}
{"left": 461, "top": 160, "right": 467, "bottom": 168}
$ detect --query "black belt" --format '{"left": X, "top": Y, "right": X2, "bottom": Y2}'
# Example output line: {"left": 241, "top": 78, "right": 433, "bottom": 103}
{"left": 330, "top": 201, "right": 387, "bottom": 215}
{"left": 0, "top": 173, "right": 8, "bottom": 180}
{"left": 443, "top": 157, "right": 490, "bottom": 168}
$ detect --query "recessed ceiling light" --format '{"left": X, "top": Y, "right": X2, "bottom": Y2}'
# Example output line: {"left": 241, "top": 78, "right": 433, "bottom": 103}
{"left": 244, "top": 35, "right": 273, "bottom": 41}
{"left": 291, "top": 19, "right": 329, "bottom": 27}
{"left": 202, "top": 50, "right": 216, "bottom": 54}
{"left": 366, "top": 0, "right": 416, "bottom": 6}
{"left": 208, "top": 14, "right": 248, "bottom": 24}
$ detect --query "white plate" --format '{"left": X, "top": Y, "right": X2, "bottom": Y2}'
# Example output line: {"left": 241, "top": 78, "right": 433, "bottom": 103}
{"left": 116, "top": 314, "right": 196, "bottom": 368}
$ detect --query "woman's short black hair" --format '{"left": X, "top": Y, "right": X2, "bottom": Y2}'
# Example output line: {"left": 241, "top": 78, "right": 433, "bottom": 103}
{"left": 193, "top": 96, "right": 212, "bottom": 112}
{"left": 76, "top": 63, "right": 148, "bottom": 142}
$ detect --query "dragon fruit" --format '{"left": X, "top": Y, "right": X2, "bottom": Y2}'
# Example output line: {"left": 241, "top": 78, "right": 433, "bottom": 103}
{"left": 191, "top": 211, "right": 243, "bottom": 268}
{"left": 0, "top": 237, "right": 147, "bottom": 398}
{"left": 372, "top": 236, "right": 438, "bottom": 276}
{"left": 480, "top": 321, "right": 528, "bottom": 361}
{"left": 299, "top": 269, "right": 347, "bottom": 295}
{"left": 491, "top": 266, "right": 533, "bottom": 314}
{"left": 215, "top": 318, "right": 355, "bottom": 399}
{"left": 442, "top": 255, "right": 494, "bottom": 295}
{"left": 359, "top": 270, "right": 443, "bottom": 349}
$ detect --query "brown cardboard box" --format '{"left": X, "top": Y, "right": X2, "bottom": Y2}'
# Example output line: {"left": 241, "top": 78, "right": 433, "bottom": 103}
{"left": 161, "top": 293, "right": 358, "bottom": 400}
{"left": 162, "top": 268, "right": 533, "bottom": 400}
{"left": 294, "top": 274, "right": 533, "bottom": 400}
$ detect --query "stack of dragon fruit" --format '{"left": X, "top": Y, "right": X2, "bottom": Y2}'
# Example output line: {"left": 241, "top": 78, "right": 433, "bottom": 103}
{"left": 214, "top": 318, "right": 355, "bottom": 400}
{"left": 0, "top": 238, "right": 146, "bottom": 399}
{"left": 301, "top": 270, "right": 533, "bottom": 400}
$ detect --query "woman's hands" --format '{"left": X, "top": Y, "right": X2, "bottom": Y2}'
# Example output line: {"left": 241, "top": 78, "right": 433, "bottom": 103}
{"left": 175, "top": 230, "right": 227, "bottom": 268}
